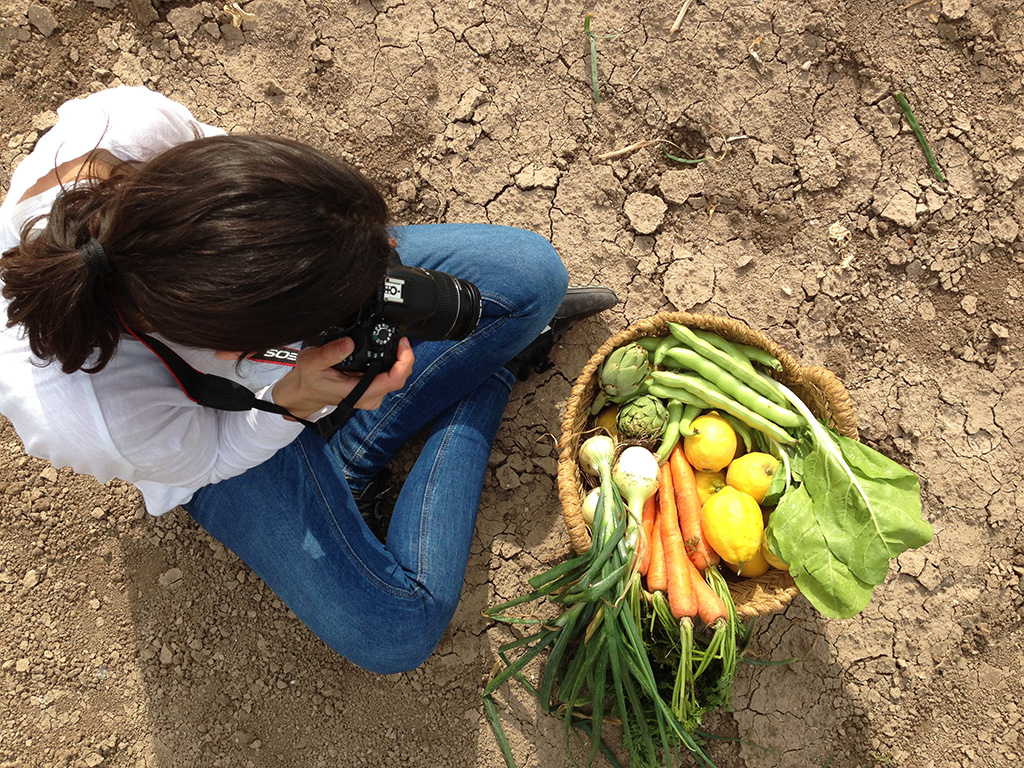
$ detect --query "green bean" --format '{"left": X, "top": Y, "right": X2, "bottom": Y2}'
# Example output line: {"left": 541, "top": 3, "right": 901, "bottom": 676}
{"left": 651, "top": 371, "right": 797, "bottom": 444}
{"left": 689, "top": 328, "right": 754, "bottom": 371}
{"left": 734, "top": 342, "right": 782, "bottom": 371}
{"left": 717, "top": 411, "right": 753, "bottom": 453}
{"left": 688, "top": 327, "right": 783, "bottom": 372}
{"left": 653, "top": 401, "right": 698, "bottom": 464}
{"left": 635, "top": 336, "right": 661, "bottom": 353}
{"left": 655, "top": 400, "right": 684, "bottom": 464}
{"left": 659, "top": 349, "right": 802, "bottom": 428}
{"left": 668, "top": 322, "right": 788, "bottom": 406}
{"left": 679, "top": 403, "right": 701, "bottom": 437}
{"left": 646, "top": 382, "right": 712, "bottom": 409}
{"left": 652, "top": 335, "right": 680, "bottom": 368}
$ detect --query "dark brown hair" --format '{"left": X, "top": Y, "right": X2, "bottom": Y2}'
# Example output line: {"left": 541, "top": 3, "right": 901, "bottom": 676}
{"left": 1, "top": 134, "right": 391, "bottom": 373}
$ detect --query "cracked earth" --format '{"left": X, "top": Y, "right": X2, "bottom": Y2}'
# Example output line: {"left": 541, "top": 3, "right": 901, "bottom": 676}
{"left": 1, "top": 0, "right": 1023, "bottom": 766}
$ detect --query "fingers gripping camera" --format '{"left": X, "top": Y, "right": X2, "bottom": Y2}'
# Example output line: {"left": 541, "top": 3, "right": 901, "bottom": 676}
{"left": 310, "top": 263, "right": 483, "bottom": 372}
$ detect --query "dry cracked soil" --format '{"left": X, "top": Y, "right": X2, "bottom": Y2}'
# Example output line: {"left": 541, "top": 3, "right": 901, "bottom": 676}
{"left": 1, "top": 0, "right": 1023, "bottom": 767}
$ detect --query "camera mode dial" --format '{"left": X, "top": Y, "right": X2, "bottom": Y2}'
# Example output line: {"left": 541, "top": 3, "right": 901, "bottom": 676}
{"left": 370, "top": 322, "right": 396, "bottom": 352}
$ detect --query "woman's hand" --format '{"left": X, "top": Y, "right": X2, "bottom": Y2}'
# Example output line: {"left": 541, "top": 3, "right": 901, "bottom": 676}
{"left": 271, "top": 337, "right": 415, "bottom": 420}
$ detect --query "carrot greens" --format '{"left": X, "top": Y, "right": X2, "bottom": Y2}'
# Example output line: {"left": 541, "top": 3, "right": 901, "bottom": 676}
{"left": 484, "top": 437, "right": 734, "bottom": 767}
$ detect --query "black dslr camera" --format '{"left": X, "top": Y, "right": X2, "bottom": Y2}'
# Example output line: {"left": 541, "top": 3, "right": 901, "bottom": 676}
{"left": 309, "top": 254, "right": 482, "bottom": 372}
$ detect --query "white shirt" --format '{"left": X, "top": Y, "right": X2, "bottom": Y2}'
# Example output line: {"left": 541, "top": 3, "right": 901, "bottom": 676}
{"left": 0, "top": 86, "right": 307, "bottom": 514}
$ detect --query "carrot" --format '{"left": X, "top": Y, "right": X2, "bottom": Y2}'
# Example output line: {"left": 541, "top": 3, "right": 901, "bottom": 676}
{"left": 688, "top": 563, "right": 728, "bottom": 625}
{"left": 646, "top": 503, "right": 668, "bottom": 593}
{"left": 658, "top": 463, "right": 697, "bottom": 619}
{"left": 670, "top": 445, "right": 720, "bottom": 570}
{"left": 638, "top": 494, "right": 657, "bottom": 575}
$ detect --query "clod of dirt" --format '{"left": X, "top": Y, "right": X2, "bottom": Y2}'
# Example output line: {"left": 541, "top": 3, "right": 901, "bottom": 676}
{"left": 166, "top": 6, "right": 206, "bottom": 40}
{"left": 158, "top": 567, "right": 183, "bottom": 587}
{"left": 941, "top": 0, "right": 972, "bottom": 20}
{"left": 624, "top": 192, "right": 667, "bottom": 234}
{"left": 658, "top": 169, "right": 703, "bottom": 204}
{"left": 26, "top": 4, "right": 58, "bottom": 37}
{"left": 880, "top": 189, "right": 919, "bottom": 228}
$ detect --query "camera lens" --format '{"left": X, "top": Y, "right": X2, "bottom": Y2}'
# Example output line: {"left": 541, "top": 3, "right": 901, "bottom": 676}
{"left": 381, "top": 266, "right": 482, "bottom": 341}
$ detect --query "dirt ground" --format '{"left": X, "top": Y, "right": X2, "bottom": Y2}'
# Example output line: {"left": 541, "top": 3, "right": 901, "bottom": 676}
{"left": 1, "top": 0, "right": 1022, "bottom": 766}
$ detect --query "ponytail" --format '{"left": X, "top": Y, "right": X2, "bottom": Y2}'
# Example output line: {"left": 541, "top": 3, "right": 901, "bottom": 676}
{"left": 2, "top": 134, "right": 392, "bottom": 374}
{"left": 2, "top": 169, "right": 130, "bottom": 373}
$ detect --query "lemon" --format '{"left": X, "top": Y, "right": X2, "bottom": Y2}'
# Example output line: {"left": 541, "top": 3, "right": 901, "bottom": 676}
{"left": 760, "top": 530, "right": 789, "bottom": 570}
{"left": 700, "top": 486, "right": 763, "bottom": 566}
{"left": 724, "top": 547, "right": 770, "bottom": 578}
{"left": 595, "top": 405, "right": 619, "bottom": 438}
{"left": 683, "top": 412, "right": 738, "bottom": 473}
{"left": 725, "top": 452, "right": 780, "bottom": 504}
{"left": 694, "top": 471, "right": 726, "bottom": 505}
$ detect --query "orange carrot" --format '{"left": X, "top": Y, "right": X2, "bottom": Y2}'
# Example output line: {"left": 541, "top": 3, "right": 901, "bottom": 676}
{"left": 638, "top": 494, "right": 657, "bottom": 575}
{"left": 687, "top": 562, "right": 728, "bottom": 625}
{"left": 658, "top": 463, "right": 697, "bottom": 619}
{"left": 646, "top": 503, "right": 667, "bottom": 593}
{"left": 670, "top": 445, "right": 720, "bottom": 570}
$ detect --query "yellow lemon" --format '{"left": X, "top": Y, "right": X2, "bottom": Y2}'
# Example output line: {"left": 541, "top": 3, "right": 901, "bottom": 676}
{"left": 700, "top": 486, "right": 763, "bottom": 566}
{"left": 724, "top": 547, "right": 770, "bottom": 578}
{"left": 595, "top": 405, "right": 619, "bottom": 438}
{"left": 761, "top": 530, "right": 789, "bottom": 570}
{"left": 683, "top": 412, "right": 738, "bottom": 473}
{"left": 725, "top": 452, "right": 780, "bottom": 504}
{"left": 694, "top": 471, "right": 726, "bottom": 505}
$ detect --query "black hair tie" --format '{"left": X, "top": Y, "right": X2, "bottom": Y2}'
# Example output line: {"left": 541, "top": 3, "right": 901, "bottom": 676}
{"left": 79, "top": 237, "right": 114, "bottom": 276}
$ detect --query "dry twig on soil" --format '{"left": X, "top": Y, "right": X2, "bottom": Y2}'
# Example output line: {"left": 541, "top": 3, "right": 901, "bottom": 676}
{"left": 669, "top": 0, "right": 695, "bottom": 34}
{"left": 596, "top": 140, "right": 680, "bottom": 161}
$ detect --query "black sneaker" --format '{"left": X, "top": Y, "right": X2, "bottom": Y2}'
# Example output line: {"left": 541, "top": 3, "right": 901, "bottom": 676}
{"left": 353, "top": 468, "right": 394, "bottom": 542}
{"left": 505, "top": 285, "right": 619, "bottom": 381}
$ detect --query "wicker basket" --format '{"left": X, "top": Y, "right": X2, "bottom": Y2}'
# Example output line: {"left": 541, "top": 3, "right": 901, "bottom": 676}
{"left": 556, "top": 312, "right": 860, "bottom": 619}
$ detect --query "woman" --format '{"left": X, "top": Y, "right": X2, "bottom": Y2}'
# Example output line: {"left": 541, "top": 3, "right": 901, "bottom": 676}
{"left": 0, "top": 86, "right": 616, "bottom": 673}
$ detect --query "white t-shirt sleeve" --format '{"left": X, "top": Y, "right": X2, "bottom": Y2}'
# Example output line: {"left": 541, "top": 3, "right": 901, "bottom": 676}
{"left": 1, "top": 85, "right": 225, "bottom": 250}
{"left": 94, "top": 361, "right": 304, "bottom": 491}
{"left": 29, "top": 85, "right": 224, "bottom": 167}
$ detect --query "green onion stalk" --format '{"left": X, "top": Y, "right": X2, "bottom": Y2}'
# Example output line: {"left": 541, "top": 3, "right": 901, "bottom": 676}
{"left": 483, "top": 435, "right": 720, "bottom": 768}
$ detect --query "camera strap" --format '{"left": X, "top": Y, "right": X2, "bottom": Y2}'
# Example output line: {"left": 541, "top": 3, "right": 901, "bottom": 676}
{"left": 306, "top": 357, "right": 384, "bottom": 440}
{"left": 121, "top": 322, "right": 373, "bottom": 441}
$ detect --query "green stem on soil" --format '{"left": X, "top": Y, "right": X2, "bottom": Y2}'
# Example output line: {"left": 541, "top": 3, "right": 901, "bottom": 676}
{"left": 584, "top": 14, "right": 601, "bottom": 104}
{"left": 664, "top": 147, "right": 709, "bottom": 165}
{"left": 894, "top": 91, "right": 945, "bottom": 182}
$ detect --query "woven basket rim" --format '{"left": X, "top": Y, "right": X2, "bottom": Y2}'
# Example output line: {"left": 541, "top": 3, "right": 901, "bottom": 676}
{"left": 556, "top": 311, "right": 859, "bottom": 619}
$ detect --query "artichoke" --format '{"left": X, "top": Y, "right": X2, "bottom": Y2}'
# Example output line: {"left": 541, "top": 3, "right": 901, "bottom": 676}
{"left": 616, "top": 395, "right": 669, "bottom": 440}
{"left": 598, "top": 342, "right": 652, "bottom": 402}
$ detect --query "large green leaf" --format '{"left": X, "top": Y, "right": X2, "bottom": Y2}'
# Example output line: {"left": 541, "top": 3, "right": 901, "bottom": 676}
{"left": 768, "top": 484, "right": 875, "bottom": 618}
{"left": 798, "top": 428, "right": 932, "bottom": 586}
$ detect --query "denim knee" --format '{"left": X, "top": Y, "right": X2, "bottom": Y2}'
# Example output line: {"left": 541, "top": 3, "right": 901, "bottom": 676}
{"left": 492, "top": 227, "right": 568, "bottom": 322}
{"left": 333, "top": 608, "right": 454, "bottom": 674}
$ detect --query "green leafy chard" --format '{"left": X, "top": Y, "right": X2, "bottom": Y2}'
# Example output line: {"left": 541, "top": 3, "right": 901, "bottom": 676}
{"left": 765, "top": 380, "right": 934, "bottom": 619}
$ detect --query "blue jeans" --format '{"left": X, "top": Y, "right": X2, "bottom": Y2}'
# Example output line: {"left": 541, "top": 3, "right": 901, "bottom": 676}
{"left": 184, "top": 224, "right": 569, "bottom": 673}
